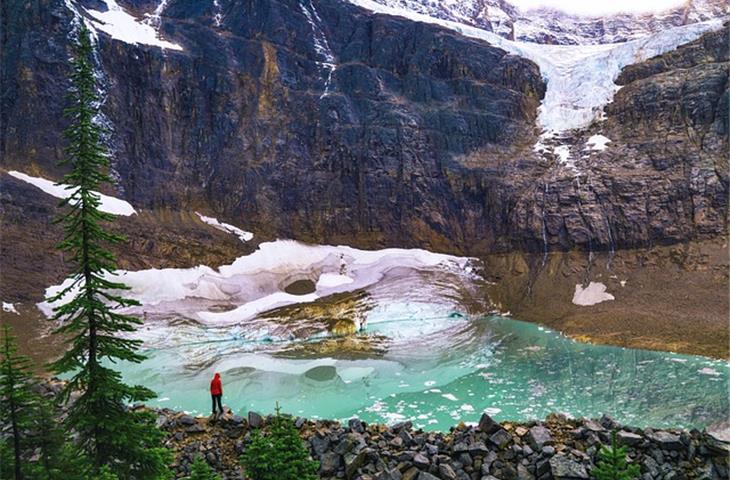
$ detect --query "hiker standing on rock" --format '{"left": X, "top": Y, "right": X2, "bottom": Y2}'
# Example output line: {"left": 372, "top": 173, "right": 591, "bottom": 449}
{"left": 210, "top": 372, "right": 223, "bottom": 417}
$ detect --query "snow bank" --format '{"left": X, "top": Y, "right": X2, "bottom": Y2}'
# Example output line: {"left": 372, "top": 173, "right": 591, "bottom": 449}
{"left": 585, "top": 134, "right": 611, "bottom": 151}
{"left": 2, "top": 302, "right": 19, "bottom": 315}
{"left": 572, "top": 282, "right": 615, "bottom": 306}
{"left": 87, "top": 0, "right": 183, "bottom": 50}
{"left": 39, "top": 240, "right": 474, "bottom": 325}
{"left": 195, "top": 212, "right": 253, "bottom": 242}
{"left": 7, "top": 171, "right": 137, "bottom": 216}
{"left": 347, "top": 0, "right": 723, "bottom": 134}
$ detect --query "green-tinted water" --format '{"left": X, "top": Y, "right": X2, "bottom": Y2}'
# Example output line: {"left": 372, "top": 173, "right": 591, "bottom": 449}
{"left": 116, "top": 314, "right": 729, "bottom": 430}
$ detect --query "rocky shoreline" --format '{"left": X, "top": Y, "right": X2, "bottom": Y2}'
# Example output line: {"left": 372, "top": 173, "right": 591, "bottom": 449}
{"left": 145, "top": 404, "right": 730, "bottom": 480}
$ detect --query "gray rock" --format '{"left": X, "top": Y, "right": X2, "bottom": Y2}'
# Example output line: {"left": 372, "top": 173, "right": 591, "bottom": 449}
{"left": 320, "top": 452, "right": 341, "bottom": 476}
{"left": 294, "top": 416, "right": 305, "bottom": 429}
{"left": 413, "top": 453, "right": 430, "bottom": 469}
{"left": 528, "top": 426, "right": 553, "bottom": 450}
{"left": 438, "top": 464, "right": 458, "bottom": 480}
{"left": 479, "top": 414, "right": 501, "bottom": 434}
{"left": 179, "top": 415, "right": 196, "bottom": 425}
{"left": 186, "top": 424, "right": 206, "bottom": 433}
{"left": 349, "top": 418, "right": 365, "bottom": 433}
{"left": 344, "top": 450, "right": 367, "bottom": 479}
{"left": 248, "top": 411, "right": 263, "bottom": 429}
{"left": 517, "top": 464, "right": 535, "bottom": 480}
{"left": 489, "top": 429, "right": 512, "bottom": 449}
{"left": 468, "top": 441, "right": 490, "bottom": 456}
{"left": 549, "top": 455, "right": 589, "bottom": 479}
{"left": 646, "top": 431, "right": 682, "bottom": 450}
{"left": 417, "top": 473, "right": 440, "bottom": 480}
{"left": 617, "top": 431, "right": 643, "bottom": 446}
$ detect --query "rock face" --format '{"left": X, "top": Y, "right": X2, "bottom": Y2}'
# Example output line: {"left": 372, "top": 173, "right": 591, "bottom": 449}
{"left": 1, "top": 0, "right": 727, "bottom": 259}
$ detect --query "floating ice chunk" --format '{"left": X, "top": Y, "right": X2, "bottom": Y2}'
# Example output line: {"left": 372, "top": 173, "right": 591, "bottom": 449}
{"left": 87, "top": 0, "right": 183, "bottom": 50}
{"left": 460, "top": 404, "right": 475, "bottom": 412}
{"left": 316, "top": 273, "right": 354, "bottom": 289}
{"left": 585, "top": 134, "right": 611, "bottom": 151}
{"left": 572, "top": 282, "right": 615, "bottom": 306}
{"left": 195, "top": 212, "right": 253, "bottom": 242}
{"left": 442, "top": 393, "right": 458, "bottom": 401}
{"left": 698, "top": 367, "right": 721, "bottom": 376}
{"left": 7, "top": 170, "right": 137, "bottom": 216}
{"left": 2, "top": 302, "right": 19, "bottom": 315}
{"left": 338, "top": 367, "right": 375, "bottom": 382}
{"left": 483, "top": 407, "right": 502, "bottom": 415}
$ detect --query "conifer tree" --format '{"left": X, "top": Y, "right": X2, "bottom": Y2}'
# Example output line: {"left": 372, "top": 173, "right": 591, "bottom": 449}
{"left": 593, "top": 431, "right": 641, "bottom": 480}
{"left": 0, "top": 324, "right": 38, "bottom": 480}
{"left": 27, "top": 396, "right": 89, "bottom": 480}
{"left": 189, "top": 456, "right": 221, "bottom": 480}
{"left": 50, "top": 24, "right": 171, "bottom": 478}
{"left": 240, "top": 403, "right": 319, "bottom": 480}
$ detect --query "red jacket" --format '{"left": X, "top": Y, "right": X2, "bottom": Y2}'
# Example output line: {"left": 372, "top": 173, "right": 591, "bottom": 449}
{"left": 210, "top": 373, "right": 222, "bottom": 395}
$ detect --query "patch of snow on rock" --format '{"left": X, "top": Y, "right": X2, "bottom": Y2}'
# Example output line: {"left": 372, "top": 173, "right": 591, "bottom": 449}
{"left": 572, "top": 282, "right": 615, "bottom": 306}
{"left": 195, "top": 212, "right": 253, "bottom": 242}
{"left": 88, "top": 0, "right": 183, "bottom": 50}
{"left": 585, "top": 134, "right": 611, "bottom": 151}
{"left": 2, "top": 303, "right": 19, "bottom": 315}
{"left": 7, "top": 170, "right": 137, "bottom": 216}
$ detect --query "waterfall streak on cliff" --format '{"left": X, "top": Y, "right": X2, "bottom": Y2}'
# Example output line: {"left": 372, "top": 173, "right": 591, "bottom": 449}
{"left": 301, "top": 1, "right": 337, "bottom": 98}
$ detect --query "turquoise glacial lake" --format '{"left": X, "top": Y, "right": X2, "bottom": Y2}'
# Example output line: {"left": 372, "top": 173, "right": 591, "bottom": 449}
{"left": 116, "top": 314, "right": 729, "bottom": 430}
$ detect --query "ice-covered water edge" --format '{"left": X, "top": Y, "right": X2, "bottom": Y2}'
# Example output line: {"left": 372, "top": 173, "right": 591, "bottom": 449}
{"left": 114, "top": 315, "right": 730, "bottom": 431}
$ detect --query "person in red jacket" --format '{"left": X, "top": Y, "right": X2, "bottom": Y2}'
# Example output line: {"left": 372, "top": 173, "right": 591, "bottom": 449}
{"left": 210, "top": 372, "right": 223, "bottom": 417}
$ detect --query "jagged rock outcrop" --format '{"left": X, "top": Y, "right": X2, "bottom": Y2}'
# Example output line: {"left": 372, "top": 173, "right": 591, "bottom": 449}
{"left": 1, "top": 0, "right": 727, "bottom": 259}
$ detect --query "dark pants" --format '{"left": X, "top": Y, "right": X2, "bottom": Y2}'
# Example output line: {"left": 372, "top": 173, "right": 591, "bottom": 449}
{"left": 211, "top": 394, "right": 223, "bottom": 414}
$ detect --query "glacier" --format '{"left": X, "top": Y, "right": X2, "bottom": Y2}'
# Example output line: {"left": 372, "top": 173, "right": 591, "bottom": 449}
{"left": 347, "top": 0, "right": 724, "bottom": 135}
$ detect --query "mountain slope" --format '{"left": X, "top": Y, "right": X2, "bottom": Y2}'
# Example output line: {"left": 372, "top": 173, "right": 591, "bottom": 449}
{"left": 1, "top": 0, "right": 727, "bottom": 259}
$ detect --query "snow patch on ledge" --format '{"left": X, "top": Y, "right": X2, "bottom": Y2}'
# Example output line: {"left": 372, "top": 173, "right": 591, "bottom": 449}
{"left": 195, "top": 212, "right": 254, "bottom": 242}
{"left": 347, "top": 0, "right": 723, "bottom": 134}
{"left": 2, "top": 302, "right": 19, "bottom": 315}
{"left": 585, "top": 134, "right": 611, "bottom": 151}
{"left": 572, "top": 282, "right": 615, "bottom": 306}
{"left": 7, "top": 171, "right": 137, "bottom": 216}
{"left": 87, "top": 0, "right": 183, "bottom": 51}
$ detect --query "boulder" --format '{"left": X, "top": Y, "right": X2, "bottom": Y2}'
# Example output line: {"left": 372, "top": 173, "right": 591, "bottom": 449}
{"left": 248, "top": 411, "right": 264, "bottom": 428}
{"left": 617, "top": 431, "right": 643, "bottom": 446}
{"left": 179, "top": 415, "right": 196, "bottom": 425}
{"left": 489, "top": 429, "right": 513, "bottom": 449}
{"left": 344, "top": 450, "right": 367, "bottom": 479}
{"left": 646, "top": 431, "right": 682, "bottom": 450}
{"left": 479, "top": 414, "right": 501, "bottom": 434}
{"left": 549, "top": 455, "right": 589, "bottom": 479}
{"left": 320, "top": 452, "right": 341, "bottom": 476}
{"left": 527, "top": 426, "right": 553, "bottom": 450}
{"left": 438, "top": 464, "right": 458, "bottom": 480}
